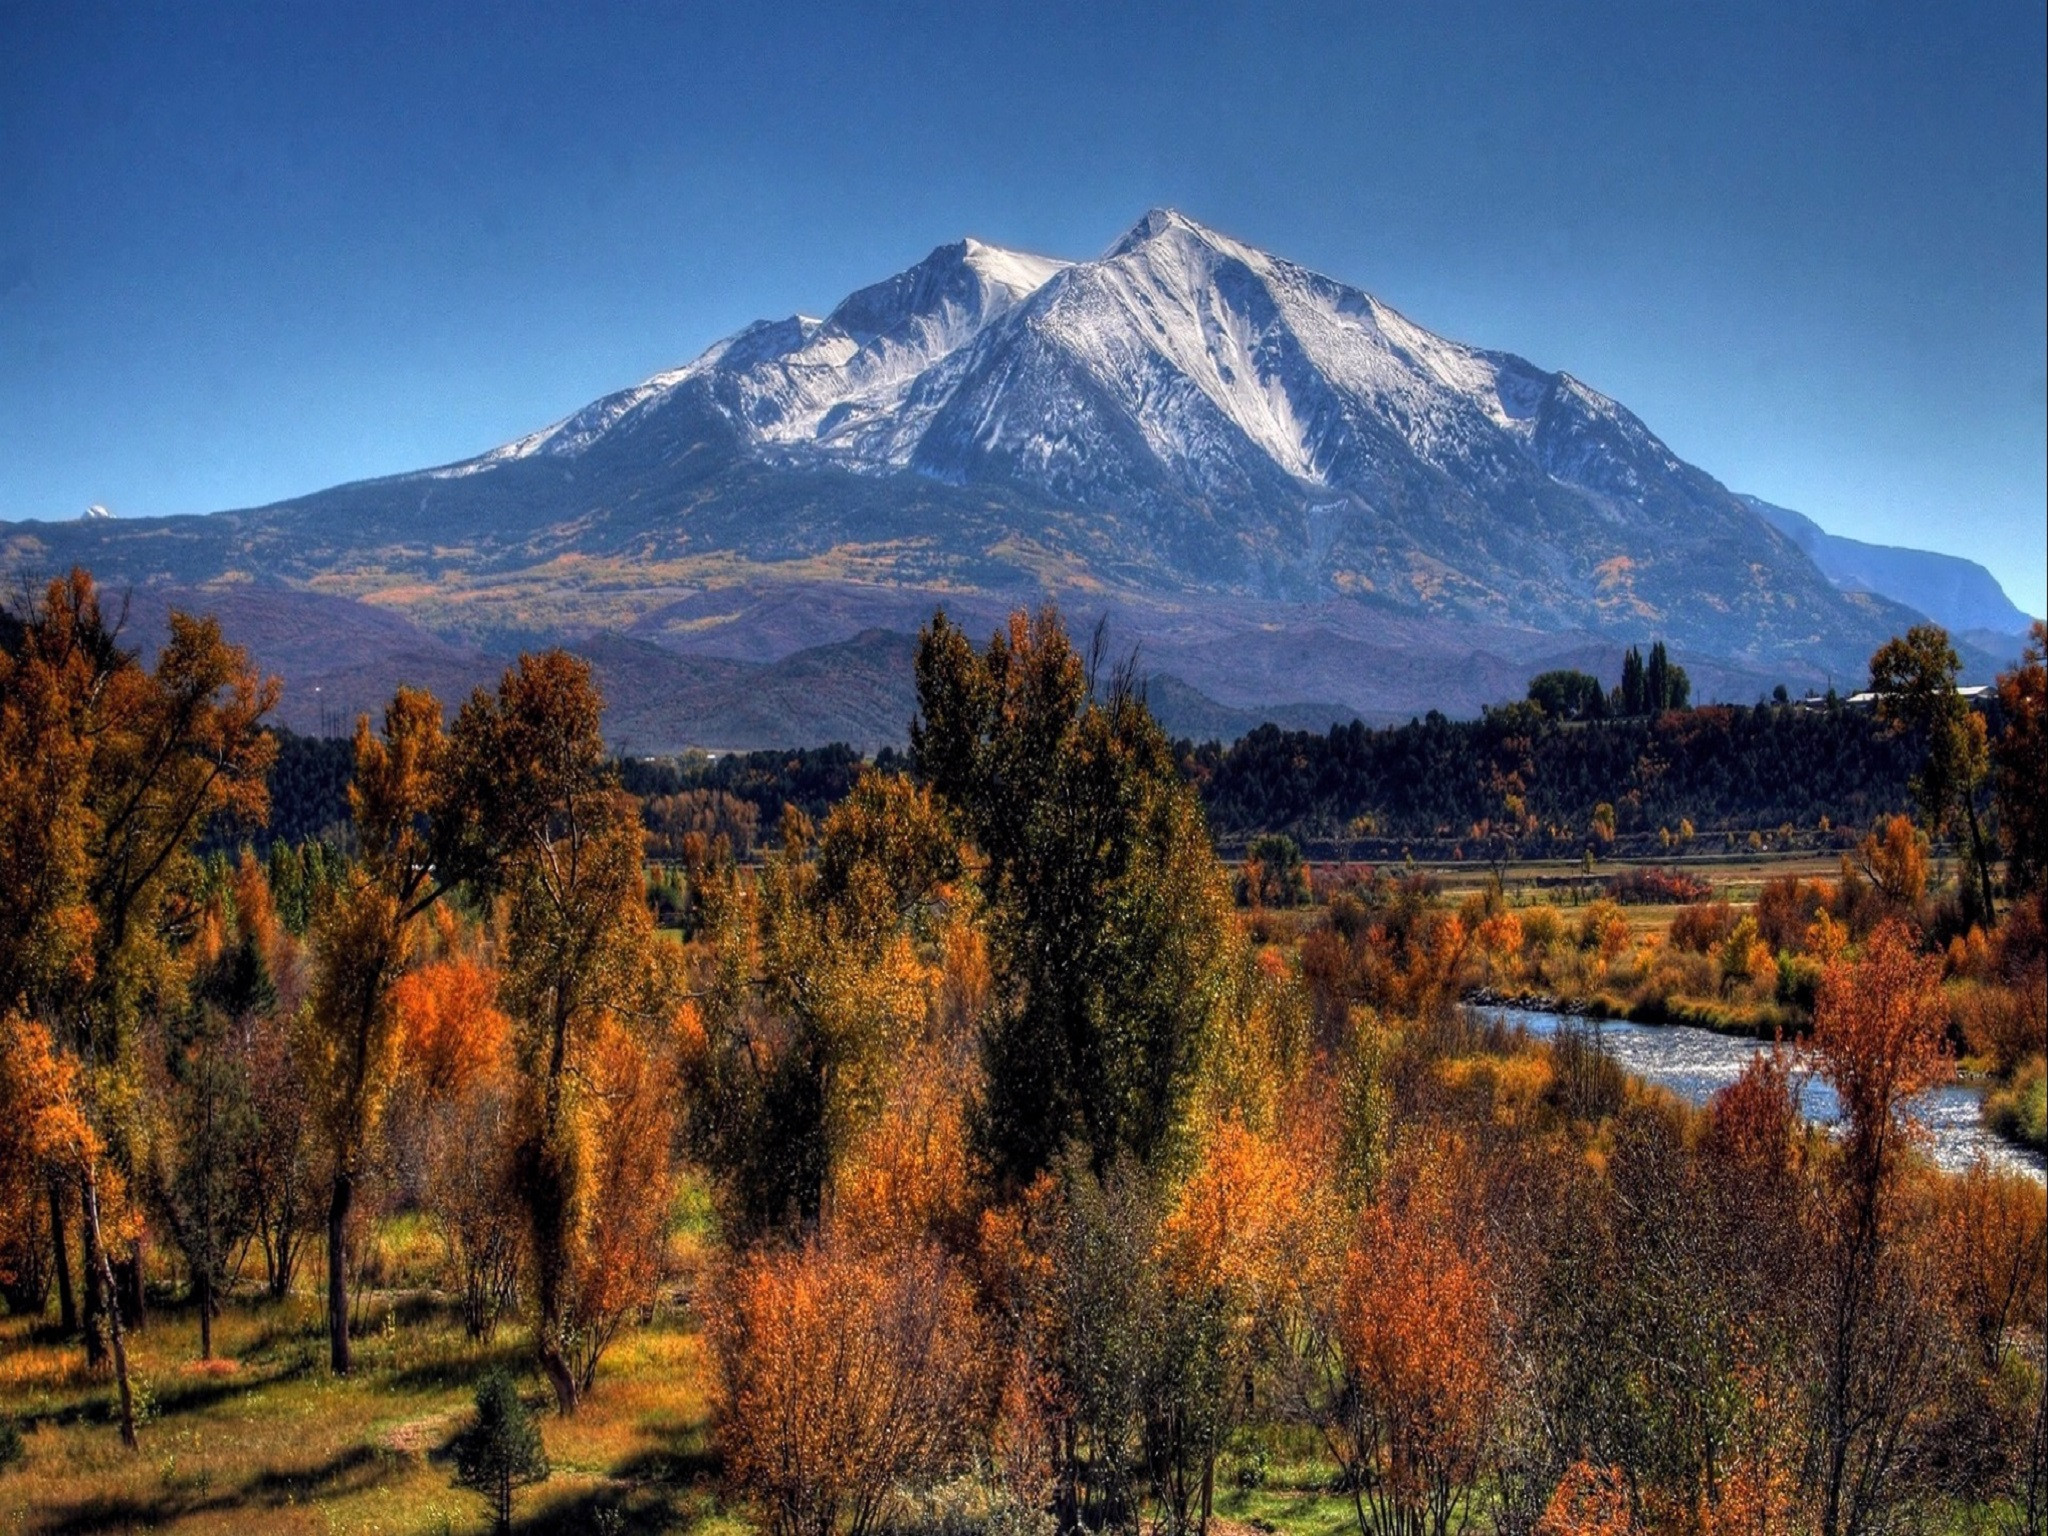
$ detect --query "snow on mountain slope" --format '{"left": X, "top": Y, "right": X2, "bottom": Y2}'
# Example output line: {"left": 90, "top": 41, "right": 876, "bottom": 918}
{"left": 11, "top": 208, "right": 1992, "bottom": 740}
{"left": 46, "top": 204, "right": 1937, "bottom": 693}
{"left": 433, "top": 237, "right": 1065, "bottom": 479}
{"left": 429, "top": 208, "right": 1695, "bottom": 541}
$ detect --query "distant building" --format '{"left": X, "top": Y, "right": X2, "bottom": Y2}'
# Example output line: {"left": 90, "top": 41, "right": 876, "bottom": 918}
{"left": 1800, "top": 684, "right": 1992, "bottom": 711}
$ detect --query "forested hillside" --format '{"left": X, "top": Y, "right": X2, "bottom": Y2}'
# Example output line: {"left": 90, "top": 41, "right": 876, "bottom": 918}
{"left": 1187, "top": 701, "right": 1926, "bottom": 849}
{"left": 253, "top": 702, "right": 1926, "bottom": 860}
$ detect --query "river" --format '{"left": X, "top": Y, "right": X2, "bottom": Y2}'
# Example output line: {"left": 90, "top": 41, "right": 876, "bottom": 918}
{"left": 1471, "top": 1005, "right": 2046, "bottom": 1183}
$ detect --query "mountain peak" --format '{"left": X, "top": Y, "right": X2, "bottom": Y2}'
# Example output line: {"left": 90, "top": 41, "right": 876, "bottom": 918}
{"left": 956, "top": 237, "right": 1068, "bottom": 299}
{"left": 1106, "top": 206, "right": 1240, "bottom": 257}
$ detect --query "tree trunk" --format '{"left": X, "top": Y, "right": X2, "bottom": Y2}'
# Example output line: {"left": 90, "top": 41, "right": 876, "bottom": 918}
{"left": 327, "top": 1169, "right": 353, "bottom": 1375}
{"left": 118, "top": 1237, "right": 146, "bottom": 1330}
{"left": 197, "top": 1263, "right": 213, "bottom": 1361}
{"left": 537, "top": 1332, "right": 578, "bottom": 1416}
{"left": 49, "top": 1176, "right": 77, "bottom": 1334}
{"left": 79, "top": 1159, "right": 138, "bottom": 1449}
{"left": 81, "top": 1213, "right": 108, "bottom": 1370}
{"left": 264, "top": 1204, "right": 299, "bottom": 1301}
{"left": 1966, "top": 799, "right": 1998, "bottom": 922}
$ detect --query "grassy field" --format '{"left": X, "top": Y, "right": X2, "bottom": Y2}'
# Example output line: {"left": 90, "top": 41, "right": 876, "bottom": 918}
{"left": 0, "top": 1284, "right": 736, "bottom": 1536}
{"left": 1379, "top": 850, "right": 1845, "bottom": 906}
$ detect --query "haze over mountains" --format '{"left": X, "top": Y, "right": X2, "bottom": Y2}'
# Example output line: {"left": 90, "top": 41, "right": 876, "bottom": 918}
{"left": 2, "top": 211, "right": 2030, "bottom": 750}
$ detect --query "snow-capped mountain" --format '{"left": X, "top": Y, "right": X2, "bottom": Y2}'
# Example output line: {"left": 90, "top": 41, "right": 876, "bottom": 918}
{"left": 4, "top": 209, "right": 1986, "bottom": 746}
{"left": 385, "top": 208, "right": 1884, "bottom": 652}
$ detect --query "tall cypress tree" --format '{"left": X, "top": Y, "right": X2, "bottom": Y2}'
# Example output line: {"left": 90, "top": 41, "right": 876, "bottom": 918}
{"left": 1620, "top": 647, "right": 1647, "bottom": 716}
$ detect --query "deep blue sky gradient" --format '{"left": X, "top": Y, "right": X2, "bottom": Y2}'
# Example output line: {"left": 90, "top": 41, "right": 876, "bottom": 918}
{"left": 3, "top": 1, "right": 2042, "bottom": 612}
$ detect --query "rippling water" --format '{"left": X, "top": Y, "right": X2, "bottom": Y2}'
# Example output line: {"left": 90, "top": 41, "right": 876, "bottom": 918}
{"left": 1474, "top": 1006, "right": 2046, "bottom": 1183}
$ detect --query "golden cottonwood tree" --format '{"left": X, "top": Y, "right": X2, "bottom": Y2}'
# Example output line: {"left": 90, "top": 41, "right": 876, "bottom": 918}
{"left": 445, "top": 650, "right": 679, "bottom": 1412}
{"left": 1803, "top": 919, "right": 1953, "bottom": 1536}
{"left": 716, "top": 1231, "right": 988, "bottom": 1536}
{"left": 303, "top": 687, "right": 470, "bottom": 1374}
{"left": 0, "top": 569, "right": 274, "bottom": 1444}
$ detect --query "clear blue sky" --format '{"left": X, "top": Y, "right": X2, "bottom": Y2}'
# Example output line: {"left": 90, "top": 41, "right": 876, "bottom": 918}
{"left": 3, "top": 0, "right": 2042, "bottom": 614}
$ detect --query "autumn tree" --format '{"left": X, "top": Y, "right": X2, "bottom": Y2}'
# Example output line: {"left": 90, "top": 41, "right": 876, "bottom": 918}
{"left": 236, "top": 858, "right": 318, "bottom": 1301}
{"left": 445, "top": 651, "right": 680, "bottom": 1412}
{"left": 1535, "top": 1462, "right": 1634, "bottom": 1536}
{"left": 144, "top": 883, "right": 271, "bottom": 1359}
{"left": 1154, "top": 1117, "right": 1318, "bottom": 1535}
{"left": 696, "top": 773, "right": 962, "bottom": 1237}
{"left": 1333, "top": 1140, "right": 1501, "bottom": 1536}
{"left": 0, "top": 569, "right": 274, "bottom": 1442}
{"left": 716, "top": 1230, "right": 988, "bottom": 1536}
{"left": 1802, "top": 919, "right": 1954, "bottom": 1536}
{"left": 304, "top": 686, "right": 485, "bottom": 1373}
{"left": 1992, "top": 622, "right": 2046, "bottom": 897}
{"left": 1869, "top": 625, "right": 1996, "bottom": 922}
{"left": 913, "top": 608, "right": 1230, "bottom": 1189}
{"left": 0, "top": 1016, "right": 88, "bottom": 1314}
{"left": 393, "top": 944, "right": 524, "bottom": 1338}
{"left": 992, "top": 1151, "right": 1162, "bottom": 1534}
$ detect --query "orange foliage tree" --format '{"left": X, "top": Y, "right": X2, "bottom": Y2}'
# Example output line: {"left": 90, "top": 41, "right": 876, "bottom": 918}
{"left": 1991, "top": 621, "right": 2046, "bottom": 896}
{"left": 396, "top": 944, "right": 524, "bottom": 1339}
{"left": 1802, "top": 918, "right": 1954, "bottom": 1536}
{"left": 1154, "top": 1115, "right": 1319, "bottom": 1534}
{"left": 0, "top": 569, "right": 274, "bottom": 1443}
{"left": 303, "top": 687, "right": 471, "bottom": 1375}
{"left": 715, "top": 1231, "right": 988, "bottom": 1536}
{"left": 1535, "top": 1461, "right": 1634, "bottom": 1536}
{"left": 1854, "top": 815, "right": 1928, "bottom": 916}
{"left": 446, "top": 650, "right": 680, "bottom": 1412}
{"left": 1334, "top": 1142, "right": 1502, "bottom": 1536}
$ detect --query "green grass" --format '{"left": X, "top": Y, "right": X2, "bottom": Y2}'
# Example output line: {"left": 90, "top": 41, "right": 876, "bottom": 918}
{"left": 1985, "top": 1058, "right": 2048, "bottom": 1153}
{"left": 1213, "top": 1475, "right": 1360, "bottom": 1536}
{"left": 0, "top": 1287, "right": 725, "bottom": 1535}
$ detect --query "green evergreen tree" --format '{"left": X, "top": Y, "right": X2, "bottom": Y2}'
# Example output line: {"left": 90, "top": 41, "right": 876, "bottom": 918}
{"left": 1619, "top": 647, "right": 1647, "bottom": 715}
{"left": 454, "top": 1370, "right": 549, "bottom": 1534}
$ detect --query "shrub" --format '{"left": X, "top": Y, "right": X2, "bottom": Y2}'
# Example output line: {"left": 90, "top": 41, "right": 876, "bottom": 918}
{"left": 1950, "top": 980, "right": 2048, "bottom": 1076}
{"left": 716, "top": 1233, "right": 988, "bottom": 1536}
{"left": 1985, "top": 1058, "right": 2048, "bottom": 1153}
{"left": 1519, "top": 904, "right": 1565, "bottom": 953}
{"left": 1775, "top": 952, "right": 1822, "bottom": 1013}
{"left": 1604, "top": 867, "right": 1712, "bottom": 905}
{"left": 1548, "top": 1021, "right": 1627, "bottom": 1123}
{"left": 1576, "top": 901, "right": 1630, "bottom": 961}
{"left": 1671, "top": 901, "right": 1737, "bottom": 955}
{"left": 1755, "top": 875, "right": 1827, "bottom": 954}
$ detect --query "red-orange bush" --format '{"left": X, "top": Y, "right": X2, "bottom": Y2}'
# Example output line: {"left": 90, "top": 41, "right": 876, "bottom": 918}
{"left": 716, "top": 1233, "right": 988, "bottom": 1536}
{"left": 1335, "top": 1145, "right": 1501, "bottom": 1536}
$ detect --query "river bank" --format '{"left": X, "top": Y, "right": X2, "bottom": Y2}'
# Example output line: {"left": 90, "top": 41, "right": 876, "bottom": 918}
{"left": 1468, "top": 1001, "right": 2046, "bottom": 1182}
